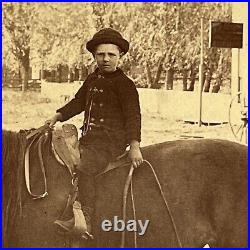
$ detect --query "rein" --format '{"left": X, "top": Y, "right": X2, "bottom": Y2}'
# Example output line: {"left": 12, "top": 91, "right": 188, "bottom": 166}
{"left": 121, "top": 160, "right": 183, "bottom": 248}
{"left": 24, "top": 125, "right": 51, "bottom": 199}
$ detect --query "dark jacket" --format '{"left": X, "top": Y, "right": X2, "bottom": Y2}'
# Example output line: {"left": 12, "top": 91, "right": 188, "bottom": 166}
{"left": 56, "top": 68, "right": 141, "bottom": 147}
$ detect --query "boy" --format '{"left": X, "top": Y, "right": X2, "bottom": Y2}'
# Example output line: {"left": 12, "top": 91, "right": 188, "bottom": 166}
{"left": 45, "top": 28, "right": 143, "bottom": 237}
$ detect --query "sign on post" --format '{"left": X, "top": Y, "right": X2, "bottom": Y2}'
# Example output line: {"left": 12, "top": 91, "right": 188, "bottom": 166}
{"left": 209, "top": 21, "right": 243, "bottom": 48}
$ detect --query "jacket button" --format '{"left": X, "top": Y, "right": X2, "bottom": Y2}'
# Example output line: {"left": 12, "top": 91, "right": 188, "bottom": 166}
{"left": 98, "top": 75, "right": 102, "bottom": 79}
{"left": 99, "top": 103, "right": 103, "bottom": 107}
{"left": 100, "top": 118, "right": 104, "bottom": 122}
{"left": 90, "top": 117, "right": 95, "bottom": 122}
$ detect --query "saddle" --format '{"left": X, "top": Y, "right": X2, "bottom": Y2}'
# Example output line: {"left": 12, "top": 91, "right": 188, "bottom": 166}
{"left": 52, "top": 124, "right": 130, "bottom": 177}
{"left": 52, "top": 124, "right": 80, "bottom": 175}
{"left": 52, "top": 124, "right": 129, "bottom": 177}
{"left": 52, "top": 124, "right": 130, "bottom": 238}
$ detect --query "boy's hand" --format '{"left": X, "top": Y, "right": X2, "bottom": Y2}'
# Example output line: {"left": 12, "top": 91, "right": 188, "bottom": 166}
{"left": 128, "top": 140, "right": 143, "bottom": 168}
{"left": 45, "top": 113, "right": 62, "bottom": 128}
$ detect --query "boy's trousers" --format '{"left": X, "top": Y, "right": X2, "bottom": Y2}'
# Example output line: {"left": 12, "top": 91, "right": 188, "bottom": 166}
{"left": 76, "top": 128, "right": 126, "bottom": 208}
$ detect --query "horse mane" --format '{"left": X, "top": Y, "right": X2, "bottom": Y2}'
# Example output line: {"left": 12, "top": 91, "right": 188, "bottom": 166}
{"left": 2, "top": 130, "right": 27, "bottom": 247}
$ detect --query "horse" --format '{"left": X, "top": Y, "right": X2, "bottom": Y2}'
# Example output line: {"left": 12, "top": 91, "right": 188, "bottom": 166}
{"left": 2, "top": 129, "right": 248, "bottom": 248}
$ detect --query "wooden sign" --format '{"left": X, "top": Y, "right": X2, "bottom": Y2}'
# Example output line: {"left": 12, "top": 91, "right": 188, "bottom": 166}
{"left": 209, "top": 21, "right": 243, "bottom": 48}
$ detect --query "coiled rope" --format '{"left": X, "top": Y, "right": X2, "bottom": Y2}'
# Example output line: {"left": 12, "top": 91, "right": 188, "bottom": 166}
{"left": 120, "top": 160, "right": 183, "bottom": 248}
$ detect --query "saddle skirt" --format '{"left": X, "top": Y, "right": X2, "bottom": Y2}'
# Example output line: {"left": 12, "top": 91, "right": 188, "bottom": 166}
{"left": 52, "top": 124, "right": 130, "bottom": 177}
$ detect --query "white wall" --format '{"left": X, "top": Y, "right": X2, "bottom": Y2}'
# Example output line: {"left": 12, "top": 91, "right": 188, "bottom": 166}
{"left": 41, "top": 81, "right": 234, "bottom": 124}
{"left": 231, "top": 2, "right": 248, "bottom": 102}
{"left": 41, "top": 81, "right": 82, "bottom": 102}
{"left": 138, "top": 89, "right": 232, "bottom": 123}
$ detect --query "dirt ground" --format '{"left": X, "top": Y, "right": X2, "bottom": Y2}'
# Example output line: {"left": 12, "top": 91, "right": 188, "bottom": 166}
{"left": 2, "top": 89, "right": 240, "bottom": 147}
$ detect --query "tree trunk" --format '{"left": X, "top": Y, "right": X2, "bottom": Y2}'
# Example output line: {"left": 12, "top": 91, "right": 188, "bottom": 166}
{"left": 79, "top": 66, "right": 83, "bottom": 81}
{"left": 187, "top": 64, "right": 196, "bottom": 91}
{"left": 55, "top": 64, "right": 62, "bottom": 83}
{"left": 20, "top": 65, "right": 29, "bottom": 91}
{"left": 51, "top": 70, "right": 56, "bottom": 82}
{"left": 68, "top": 68, "right": 71, "bottom": 83}
{"left": 182, "top": 68, "right": 188, "bottom": 91}
{"left": 74, "top": 66, "right": 79, "bottom": 81}
{"left": 203, "top": 69, "right": 212, "bottom": 92}
{"left": 212, "top": 73, "right": 222, "bottom": 93}
{"left": 20, "top": 49, "right": 30, "bottom": 91}
{"left": 68, "top": 67, "right": 74, "bottom": 83}
{"left": 18, "top": 66, "right": 22, "bottom": 87}
{"left": 152, "top": 53, "right": 167, "bottom": 88}
{"left": 202, "top": 71, "right": 206, "bottom": 91}
{"left": 165, "top": 67, "right": 174, "bottom": 90}
{"left": 41, "top": 63, "right": 46, "bottom": 80}
{"left": 145, "top": 62, "right": 153, "bottom": 88}
{"left": 212, "top": 52, "right": 223, "bottom": 93}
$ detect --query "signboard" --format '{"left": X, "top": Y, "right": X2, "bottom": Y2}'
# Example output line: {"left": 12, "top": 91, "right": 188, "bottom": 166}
{"left": 209, "top": 21, "right": 243, "bottom": 48}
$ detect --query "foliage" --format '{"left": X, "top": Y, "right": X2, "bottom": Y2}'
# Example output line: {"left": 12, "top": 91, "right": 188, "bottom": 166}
{"left": 2, "top": 2, "right": 232, "bottom": 89}
{"left": 2, "top": 2, "right": 39, "bottom": 89}
{"left": 32, "top": 3, "right": 95, "bottom": 69}
{"left": 2, "top": 2, "right": 36, "bottom": 61}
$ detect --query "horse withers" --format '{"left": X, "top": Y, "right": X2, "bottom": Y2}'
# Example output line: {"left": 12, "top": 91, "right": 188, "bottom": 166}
{"left": 2, "top": 129, "right": 248, "bottom": 248}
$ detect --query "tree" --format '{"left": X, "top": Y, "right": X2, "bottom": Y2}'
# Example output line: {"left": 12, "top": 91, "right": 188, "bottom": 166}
{"left": 31, "top": 3, "right": 95, "bottom": 80}
{"left": 3, "top": 3, "right": 38, "bottom": 91}
{"left": 3, "top": 2, "right": 96, "bottom": 87}
{"left": 2, "top": 2, "right": 232, "bottom": 90}
{"left": 124, "top": 2, "right": 232, "bottom": 90}
{"left": 174, "top": 2, "right": 232, "bottom": 92}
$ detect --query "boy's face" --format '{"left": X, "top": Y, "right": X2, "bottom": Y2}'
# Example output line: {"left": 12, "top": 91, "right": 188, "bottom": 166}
{"left": 94, "top": 44, "right": 121, "bottom": 73}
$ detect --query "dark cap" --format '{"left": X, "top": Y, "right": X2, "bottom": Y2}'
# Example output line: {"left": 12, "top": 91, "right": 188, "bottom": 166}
{"left": 86, "top": 28, "right": 129, "bottom": 54}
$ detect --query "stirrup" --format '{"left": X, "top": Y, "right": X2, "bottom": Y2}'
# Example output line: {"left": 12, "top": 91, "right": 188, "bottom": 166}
{"left": 54, "top": 217, "right": 93, "bottom": 240}
{"left": 54, "top": 201, "right": 93, "bottom": 239}
{"left": 54, "top": 217, "right": 74, "bottom": 232}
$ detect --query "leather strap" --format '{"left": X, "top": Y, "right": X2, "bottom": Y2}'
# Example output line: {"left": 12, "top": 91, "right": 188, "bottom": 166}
{"left": 26, "top": 124, "right": 49, "bottom": 140}
{"left": 95, "top": 155, "right": 130, "bottom": 178}
{"left": 54, "top": 175, "right": 93, "bottom": 239}
{"left": 58, "top": 176, "right": 79, "bottom": 219}
{"left": 25, "top": 132, "right": 48, "bottom": 199}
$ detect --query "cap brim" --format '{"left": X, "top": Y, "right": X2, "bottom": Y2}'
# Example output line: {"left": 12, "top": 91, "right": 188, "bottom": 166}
{"left": 86, "top": 37, "right": 129, "bottom": 54}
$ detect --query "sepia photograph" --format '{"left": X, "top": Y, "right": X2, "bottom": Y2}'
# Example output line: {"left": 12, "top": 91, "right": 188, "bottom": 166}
{"left": 2, "top": 2, "right": 248, "bottom": 248}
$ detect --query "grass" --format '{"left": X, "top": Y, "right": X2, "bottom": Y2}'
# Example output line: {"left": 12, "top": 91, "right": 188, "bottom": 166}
{"left": 2, "top": 89, "right": 237, "bottom": 146}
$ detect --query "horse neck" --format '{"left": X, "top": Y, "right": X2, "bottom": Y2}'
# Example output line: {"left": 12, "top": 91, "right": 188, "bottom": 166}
{"left": 2, "top": 130, "right": 27, "bottom": 247}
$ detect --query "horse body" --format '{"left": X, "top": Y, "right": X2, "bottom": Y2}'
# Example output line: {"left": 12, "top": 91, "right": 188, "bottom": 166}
{"left": 2, "top": 130, "right": 247, "bottom": 248}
